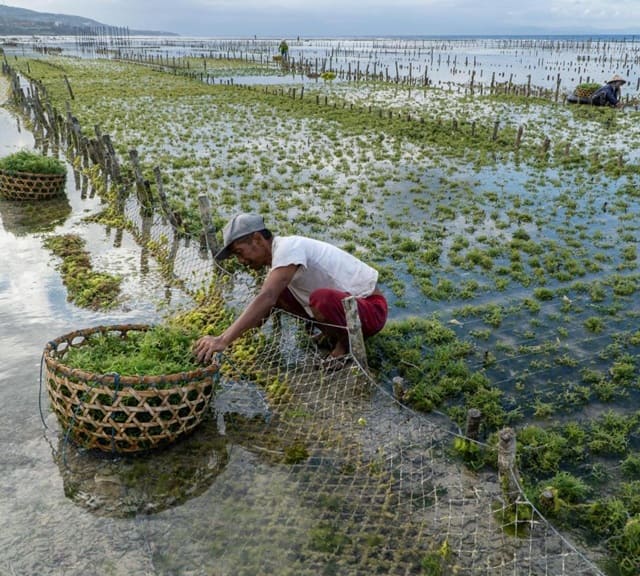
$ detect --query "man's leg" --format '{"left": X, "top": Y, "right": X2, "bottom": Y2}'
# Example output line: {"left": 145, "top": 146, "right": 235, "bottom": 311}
{"left": 275, "top": 287, "right": 313, "bottom": 320}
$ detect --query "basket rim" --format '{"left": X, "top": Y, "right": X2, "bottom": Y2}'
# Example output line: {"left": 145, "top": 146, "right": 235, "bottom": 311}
{"left": 0, "top": 168, "right": 67, "bottom": 179}
{"left": 44, "top": 323, "right": 219, "bottom": 387}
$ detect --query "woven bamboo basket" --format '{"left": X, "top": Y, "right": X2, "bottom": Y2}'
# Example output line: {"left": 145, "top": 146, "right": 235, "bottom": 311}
{"left": 44, "top": 324, "right": 218, "bottom": 453}
{"left": 574, "top": 85, "right": 598, "bottom": 99}
{"left": 0, "top": 169, "right": 66, "bottom": 200}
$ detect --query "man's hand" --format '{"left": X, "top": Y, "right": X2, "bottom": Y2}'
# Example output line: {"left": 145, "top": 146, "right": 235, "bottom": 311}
{"left": 194, "top": 335, "right": 227, "bottom": 365}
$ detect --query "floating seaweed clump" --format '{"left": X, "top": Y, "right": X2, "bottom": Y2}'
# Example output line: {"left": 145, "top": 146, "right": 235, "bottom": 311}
{"left": 43, "top": 233, "right": 121, "bottom": 309}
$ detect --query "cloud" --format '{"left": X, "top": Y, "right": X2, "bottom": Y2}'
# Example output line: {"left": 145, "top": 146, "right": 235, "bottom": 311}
{"left": 0, "top": 232, "right": 57, "bottom": 327}
{"left": 4, "top": 0, "right": 640, "bottom": 35}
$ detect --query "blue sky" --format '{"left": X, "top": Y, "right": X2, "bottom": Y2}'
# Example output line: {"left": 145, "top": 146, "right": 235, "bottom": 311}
{"left": 4, "top": 0, "right": 639, "bottom": 36}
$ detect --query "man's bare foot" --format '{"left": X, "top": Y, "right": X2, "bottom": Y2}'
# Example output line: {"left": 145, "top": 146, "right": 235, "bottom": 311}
{"left": 329, "top": 340, "right": 348, "bottom": 358}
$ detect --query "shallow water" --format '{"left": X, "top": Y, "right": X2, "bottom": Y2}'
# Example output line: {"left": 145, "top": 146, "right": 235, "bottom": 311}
{"left": 4, "top": 35, "right": 638, "bottom": 96}
{"left": 0, "top": 89, "right": 244, "bottom": 574}
{"left": 0, "top": 61, "right": 614, "bottom": 574}
{"left": 0, "top": 96, "right": 414, "bottom": 576}
{"left": 0, "top": 93, "right": 160, "bottom": 573}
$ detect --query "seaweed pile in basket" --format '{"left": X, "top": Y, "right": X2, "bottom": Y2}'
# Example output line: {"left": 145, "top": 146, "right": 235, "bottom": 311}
{"left": 61, "top": 324, "right": 201, "bottom": 385}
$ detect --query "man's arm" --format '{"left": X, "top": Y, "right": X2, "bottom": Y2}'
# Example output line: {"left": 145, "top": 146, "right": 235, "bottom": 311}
{"left": 194, "top": 264, "right": 299, "bottom": 364}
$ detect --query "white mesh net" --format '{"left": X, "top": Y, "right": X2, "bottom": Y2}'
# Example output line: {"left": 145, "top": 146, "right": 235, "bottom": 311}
{"left": 111, "top": 189, "right": 604, "bottom": 575}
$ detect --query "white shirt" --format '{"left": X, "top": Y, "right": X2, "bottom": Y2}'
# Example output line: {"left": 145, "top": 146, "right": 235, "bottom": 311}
{"left": 271, "top": 235, "right": 378, "bottom": 315}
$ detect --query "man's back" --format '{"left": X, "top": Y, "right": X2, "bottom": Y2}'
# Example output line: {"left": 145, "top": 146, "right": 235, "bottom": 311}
{"left": 590, "top": 83, "right": 619, "bottom": 106}
{"left": 271, "top": 235, "right": 378, "bottom": 314}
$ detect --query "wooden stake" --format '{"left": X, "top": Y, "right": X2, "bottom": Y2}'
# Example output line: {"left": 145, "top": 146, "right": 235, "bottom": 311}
{"left": 541, "top": 136, "right": 550, "bottom": 154}
{"left": 515, "top": 125, "right": 524, "bottom": 149}
{"left": 342, "top": 296, "right": 368, "bottom": 370}
{"left": 491, "top": 120, "right": 500, "bottom": 141}
{"left": 129, "top": 149, "right": 153, "bottom": 214}
{"left": 102, "top": 134, "right": 121, "bottom": 184}
{"left": 154, "top": 166, "right": 181, "bottom": 230}
{"left": 198, "top": 194, "right": 219, "bottom": 258}
{"left": 465, "top": 408, "right": 482, "bottom": 440}
{"left": 63, "top": 75, "right": 75, "bottom": 100}
{"left": 498, "top": 427, "right": 521, "bottom": 504}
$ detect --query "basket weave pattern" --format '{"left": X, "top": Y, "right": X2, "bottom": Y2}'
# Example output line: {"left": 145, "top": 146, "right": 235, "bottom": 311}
{"left": 574, "top": 85, "right": 598, "bottom": 99}
{"left": 0, "top": 169, "right": 66, "bottom": 200}
{"left": 44, "top": 324, "right": 217, "bottom": 453}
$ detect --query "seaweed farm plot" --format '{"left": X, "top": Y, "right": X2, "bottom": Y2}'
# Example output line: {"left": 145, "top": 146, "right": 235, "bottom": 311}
{"left": 11, "top": 35, "right": 639, "bottom": 99}
{"left": 304, "top": 81, "right": 640, "bottom": 160}
{"left": 66, "top": 134, "right": 615, "bottom": 576}
{"left": 108, "top": 158, "right": 640, "bottom": 573}
{"left": 5, "top": 49, "right": 640, "bottom": 573}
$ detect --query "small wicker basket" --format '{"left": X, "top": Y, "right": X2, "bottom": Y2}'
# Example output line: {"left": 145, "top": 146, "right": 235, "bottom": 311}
{"left": 44, "top": 324, "right": 218, "bottom": 453}
{"left": 573, "top": 83, "right": 600, "bottom": 100}
{"left": 0, "top": 169, "right": 66, "bottom": 200}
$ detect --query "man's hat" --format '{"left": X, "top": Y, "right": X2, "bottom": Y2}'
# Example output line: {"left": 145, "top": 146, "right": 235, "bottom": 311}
{"left": 215, "top": 213, "right": 266, "bottom": 261}
{"left": 607, "top": 74, "right": 626, "bottom": 85}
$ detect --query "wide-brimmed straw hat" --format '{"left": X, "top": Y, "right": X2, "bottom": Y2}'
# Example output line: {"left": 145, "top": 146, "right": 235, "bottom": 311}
{"left": 607, "top": 74, "right": 626, "bottom": 85}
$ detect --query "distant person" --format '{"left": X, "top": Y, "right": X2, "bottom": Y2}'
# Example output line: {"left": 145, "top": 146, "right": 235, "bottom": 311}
{"left": 278, "top": 39, "right": 289, "bottom": 61}
{"left": 194, "top": 213, "right": 388, "bottom": 364}
{"left": 590, "top": 74, "right": 626, "bottom": 108}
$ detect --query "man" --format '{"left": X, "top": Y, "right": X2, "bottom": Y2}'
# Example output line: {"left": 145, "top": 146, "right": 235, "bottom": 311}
{"left": 194, "top": 213, "right": 387, "bottom": 365}
{"left": 590, "top": 74, "right": 626, "bottom": 107}
{"left": 278, "top": 39, "right": 289, "bottom": 61}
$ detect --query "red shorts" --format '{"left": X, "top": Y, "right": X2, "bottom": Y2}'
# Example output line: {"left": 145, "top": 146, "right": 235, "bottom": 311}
{"left": 309, "top": 288, "right": 388, "bottom": 337}
{"left": 276, "top": 288, "right": 388, "bottom": 337}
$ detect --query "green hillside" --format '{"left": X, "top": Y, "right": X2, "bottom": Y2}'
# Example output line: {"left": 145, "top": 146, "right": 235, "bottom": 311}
{"left": 0, "top": 4, "right": 175, "bottom": 36}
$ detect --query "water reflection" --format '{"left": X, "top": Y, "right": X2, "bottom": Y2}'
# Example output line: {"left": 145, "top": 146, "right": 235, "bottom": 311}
{"left": 52, "top": 415, "right": 229, "bottom": 517}
{"left": 0, "top": 105, "right": 33, "bottom": 155}
{"left": 48, "top": 374, "right": 274, "bottom": 520}
{"left": 0, "top": 195, "right": 71, "bottom": 236}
